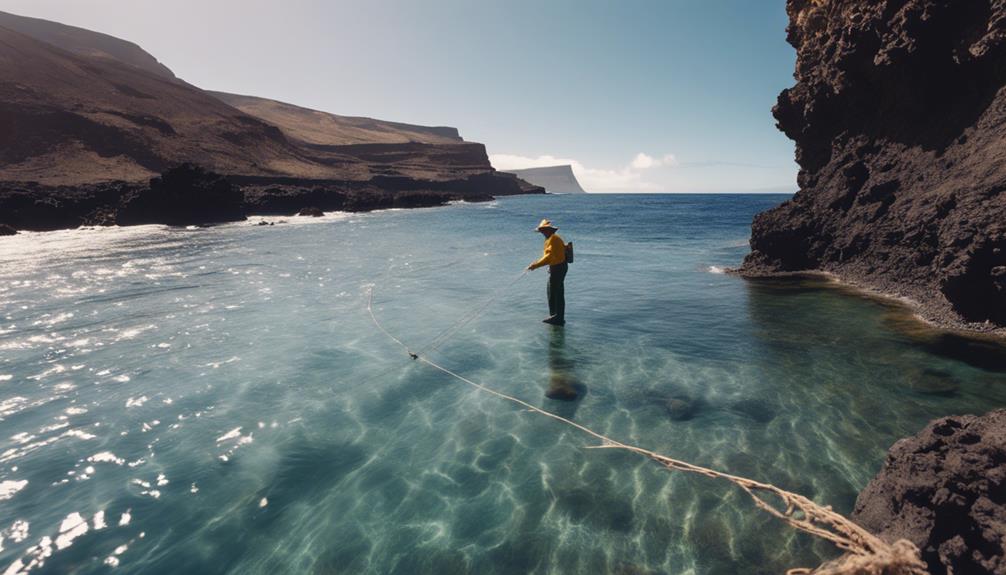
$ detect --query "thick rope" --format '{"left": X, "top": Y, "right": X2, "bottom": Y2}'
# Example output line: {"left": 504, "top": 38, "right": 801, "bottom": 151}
{"left": 364, "top": 282, "right": 929, "bottom": 575}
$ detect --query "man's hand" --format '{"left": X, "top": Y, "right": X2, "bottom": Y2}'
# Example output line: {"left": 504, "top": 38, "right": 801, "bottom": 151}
{"left": 527, "top": 262, "right": 536, "bottom": 271}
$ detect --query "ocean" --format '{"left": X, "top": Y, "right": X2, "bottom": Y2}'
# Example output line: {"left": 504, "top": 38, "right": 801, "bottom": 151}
{"left": 1, "top": 193, "right": 1004, "bottom": 574}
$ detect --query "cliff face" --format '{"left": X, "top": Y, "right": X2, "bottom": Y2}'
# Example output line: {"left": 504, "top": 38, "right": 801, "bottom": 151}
{"left": 742, "top": 0, "right": 1006, "bottom": 330}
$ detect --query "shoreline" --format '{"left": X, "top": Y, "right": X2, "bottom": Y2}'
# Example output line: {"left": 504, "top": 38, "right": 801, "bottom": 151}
{"left": 732, "top": 267, "right": 1006, "bottom": 342}
{"left": 0, "top": 196, "right": 503, "bottom": 240}
{"left": 0, "top": 167, "right": 545, "bottom": 235}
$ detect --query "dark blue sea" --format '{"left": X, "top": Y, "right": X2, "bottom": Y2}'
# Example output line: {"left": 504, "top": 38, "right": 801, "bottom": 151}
{"left": 2, "top": 194, "right": 1005, "bottom": 574}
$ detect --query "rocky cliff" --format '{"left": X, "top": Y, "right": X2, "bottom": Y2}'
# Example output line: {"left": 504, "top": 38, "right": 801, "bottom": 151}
{"left": 853, "top": 410, "right": 1006, "bottom": 575}
{"left": 741, "top": 0, "right": 1006, "bottom": 332}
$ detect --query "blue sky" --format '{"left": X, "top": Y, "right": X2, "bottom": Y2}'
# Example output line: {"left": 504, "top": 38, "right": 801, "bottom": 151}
{"left": 4, "top": 0, "right": 798, "bottom": 192}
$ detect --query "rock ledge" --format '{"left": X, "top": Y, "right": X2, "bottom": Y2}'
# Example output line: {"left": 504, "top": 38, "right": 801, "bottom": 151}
{"left": 853, "top": 410, "right": 1006, "bottom": 575}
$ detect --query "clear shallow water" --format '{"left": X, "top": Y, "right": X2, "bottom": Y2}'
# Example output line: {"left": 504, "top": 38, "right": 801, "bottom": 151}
{"left": 1, "top": 194, "right": 1005, "bottom": 575}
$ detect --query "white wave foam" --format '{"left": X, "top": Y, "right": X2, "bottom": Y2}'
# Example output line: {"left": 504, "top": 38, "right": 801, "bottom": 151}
{"left": 88, "top": 452, "right": 125, "bottom": 465}
{"left": 55, "top": 512, "right": 89, "bottom": 550}
{"left": 245, "top": 211, "right": 353, "bottom": 228}
{"left": 0, "top": 480, "right": 28, "bottom": 501}
{"left": 0, "top": 224, "right": 169, "bottom": 276}
{"left": 216, "top": 427, "right": 242, "bottom": 443}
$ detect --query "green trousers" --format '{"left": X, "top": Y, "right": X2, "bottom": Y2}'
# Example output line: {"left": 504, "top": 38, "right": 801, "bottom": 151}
{"left": 547, "top": 263, "right": 567, "bottom": 320}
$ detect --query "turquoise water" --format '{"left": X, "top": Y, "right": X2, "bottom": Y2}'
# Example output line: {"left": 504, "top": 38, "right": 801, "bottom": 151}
{"left": 1, "top": 194, "right": 1005, "bottom": 575}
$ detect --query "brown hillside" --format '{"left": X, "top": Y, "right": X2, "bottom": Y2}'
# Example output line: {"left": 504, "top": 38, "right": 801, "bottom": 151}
{"left": 0, "top": 25, "right": 493, "bottom": 186}
{"left": 0, "top": 26, "right": 356, "bottom": 184}
{"left": 210, "top": 92, "right": 463, "bottom": 146}
{"left": 0, "top": 10, "right": 175, "bottom": 80}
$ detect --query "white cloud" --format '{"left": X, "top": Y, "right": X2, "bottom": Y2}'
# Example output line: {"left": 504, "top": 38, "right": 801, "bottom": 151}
{"left": 489, "top": 154, "right": 579, "bottom": 171}
{"left": 630, "top": 153, "right": 678, "bottom": 169}
{"left": 489, "top": 152, "right": 674, "bottom": 192}
{"left": 630, "top": 153, "right": 656, "bottom": 169}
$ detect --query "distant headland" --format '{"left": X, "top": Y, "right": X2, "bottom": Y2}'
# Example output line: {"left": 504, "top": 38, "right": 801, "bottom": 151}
{"left": 502, "top": 165, "right": 587, "bottom": 194}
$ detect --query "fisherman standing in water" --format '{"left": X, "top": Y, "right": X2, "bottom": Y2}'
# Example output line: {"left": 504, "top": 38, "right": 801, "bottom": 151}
{"left": 527, "top": 219, "right": 568, "bottom": 326}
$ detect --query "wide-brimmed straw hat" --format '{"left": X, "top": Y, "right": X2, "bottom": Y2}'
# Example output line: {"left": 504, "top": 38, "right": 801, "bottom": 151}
{"left": 535, "top": 218, "right": 558, "bottom": 231}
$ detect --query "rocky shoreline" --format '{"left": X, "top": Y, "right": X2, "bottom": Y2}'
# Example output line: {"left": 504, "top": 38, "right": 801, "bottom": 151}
{"left": 740, "top": 5, "right": 1006, "bottom": 559}
{"left": 736, "top": 268, "right": 1006, "bottom": 339}
{"left": 853, "top": 410, "right": 1006, "bottom": 575}
{"left": 0, "top": 164, "right": 544, "bottom": 233}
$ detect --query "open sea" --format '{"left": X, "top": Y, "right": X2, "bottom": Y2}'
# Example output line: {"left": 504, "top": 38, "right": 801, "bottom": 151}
{"left": 2, "top": 193, "right": 1005, "bottom": 575}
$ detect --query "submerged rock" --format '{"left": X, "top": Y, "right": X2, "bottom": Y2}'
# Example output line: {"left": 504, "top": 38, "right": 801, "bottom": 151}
{"left": 728, "top": 398, "right": 777, "bottom": 424}
{"left": 613, "top": 565, "right": 663, "bottom": 575}
{"left": 545, "top": 381, "right": 579, "bottom": 401}
{"left": 852, "top": 410, "right": 1006, "bottom": 575}
{"left": 664, "top": 396, "right": 698, "bottom": 421}
{"left": 904, "top": 368, "right": 961, "bottom": 397}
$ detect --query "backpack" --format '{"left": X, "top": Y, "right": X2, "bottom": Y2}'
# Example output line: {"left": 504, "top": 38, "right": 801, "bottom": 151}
{"left": 565, "top": 242, "right": 574, "bottom": 264}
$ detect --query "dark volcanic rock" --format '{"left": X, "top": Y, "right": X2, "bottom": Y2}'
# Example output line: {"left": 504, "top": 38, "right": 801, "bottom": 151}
{"left": 298, "top": 206, "right": 324, "bottom": 217}
{"left": 853, "top": 410, "right": 1006, "bottom": 575}
{"left": 117, "top": 164, "right": 245, "bottom": 226}
{"left": 0, "top": 168, "right": 542, "bottom": 232}
{"left": 0, "top": 223, "right": 15, "bottom": 236}
{"left": 741, "top": 0, "right": 1006, "bottom": 331}
{"left": 238, "top": 171, "right": 540, "bottom": 216}
{"left": 81, "top": 206, "right": 118, "bottom": 227}
{"left": 391, "top": 190, "right": 457, "bottom": 209}
{"left": 0, "top": 169, "right": 245, "bottom": 231}
{"left": 0, "top": 181, "right": 134, "bottom": 231}
{"left": 242, "top": 186, "right": 347, "bottom": 215}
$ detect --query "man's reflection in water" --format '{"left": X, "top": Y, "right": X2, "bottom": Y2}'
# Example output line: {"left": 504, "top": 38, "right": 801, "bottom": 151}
{"left": 545, "top": 326, "right": 584, "bottom": 403}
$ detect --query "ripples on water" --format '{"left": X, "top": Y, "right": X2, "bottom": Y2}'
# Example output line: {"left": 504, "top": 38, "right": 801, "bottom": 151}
{"left": 1, "top": 195, "right": 1004, "bottom": 574}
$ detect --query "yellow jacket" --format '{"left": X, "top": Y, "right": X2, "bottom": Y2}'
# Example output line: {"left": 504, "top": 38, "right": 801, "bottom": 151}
{"left": 530, "top": 234, "right": 566, "bottom": 269}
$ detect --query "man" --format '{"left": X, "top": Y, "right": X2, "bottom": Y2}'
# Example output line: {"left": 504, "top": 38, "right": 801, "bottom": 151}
{"left": 527, "top": 219, "right": 567, "bottom": 326}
